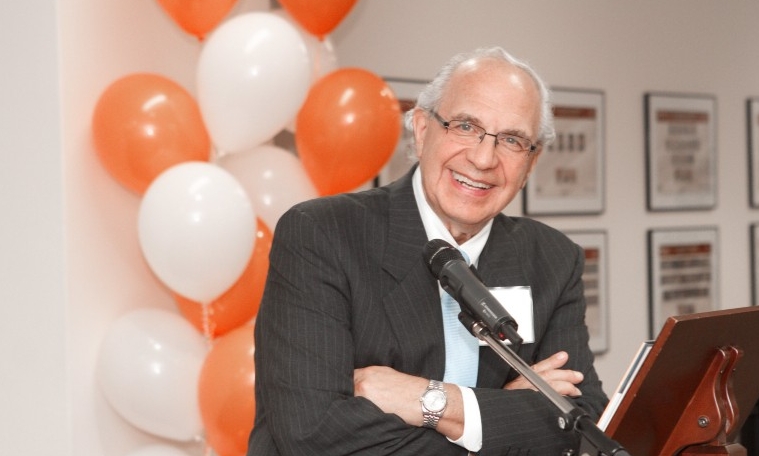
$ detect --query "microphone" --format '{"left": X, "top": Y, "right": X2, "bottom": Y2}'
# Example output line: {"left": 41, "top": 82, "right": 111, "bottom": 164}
{"left": 423, "top": 239, "right": 523, "bottom": 346}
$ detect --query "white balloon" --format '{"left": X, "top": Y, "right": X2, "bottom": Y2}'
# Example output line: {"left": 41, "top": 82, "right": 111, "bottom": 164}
{"left": 97, "top": 309, "right": 207, "bottom": 442}
{"left": 127, "top": 444, "right": 193, "bottom": 456}
{"left": 138, "top": 162, "right": 256, "bottom": 303}
{"left": 219, "top": 145, "right": 318, "bottom": 229}
{"left": 272, "top": 8, "right": 338, "bottom": 85}
{"left": 272, "top": 8, "right": 338, "bottom": 134}
{"left": 197, "top": 12, "right": 311, "bottom": 154}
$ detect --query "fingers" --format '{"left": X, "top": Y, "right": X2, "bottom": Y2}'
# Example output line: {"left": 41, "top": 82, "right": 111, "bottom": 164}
{"left": 546, "top": 371, "right": 582, "bottom": 397}
{"left": 531, "top": 351, "right": 570, "bottom": 373}
{"left": 504, "top": 351, "right": 584, "bottom": 397}
{"left": 505, "top": 371, "right": 583, "bottom": 396}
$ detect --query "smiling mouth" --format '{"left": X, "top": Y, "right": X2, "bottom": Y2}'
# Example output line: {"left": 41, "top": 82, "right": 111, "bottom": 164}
{"left": 452, "top": 171, "right": 493, "bottom": 190}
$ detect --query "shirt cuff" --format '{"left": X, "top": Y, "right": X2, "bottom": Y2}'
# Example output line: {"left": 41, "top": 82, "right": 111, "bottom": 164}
{"left": 447, "top": 386, "right": 483, "bottom": 452}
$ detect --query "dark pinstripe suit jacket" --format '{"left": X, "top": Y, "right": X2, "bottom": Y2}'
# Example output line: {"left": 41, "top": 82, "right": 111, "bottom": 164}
{"left": 248, "top": 167, "right": 608, "bottom": 456}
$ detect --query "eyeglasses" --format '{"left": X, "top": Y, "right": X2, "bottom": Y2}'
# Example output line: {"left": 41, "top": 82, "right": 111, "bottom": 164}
{"left": 430, "top": 111, "right": 537, "bottom": 155}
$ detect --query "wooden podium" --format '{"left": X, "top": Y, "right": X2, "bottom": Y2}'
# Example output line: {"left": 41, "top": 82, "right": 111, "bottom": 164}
{"left": 605, "top": 306, "right": 759, "bottom": 455}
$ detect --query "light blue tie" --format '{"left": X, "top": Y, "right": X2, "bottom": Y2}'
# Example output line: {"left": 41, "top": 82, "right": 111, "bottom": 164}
{"left": 441, "top": 250, "right": 479, "bottom": 387}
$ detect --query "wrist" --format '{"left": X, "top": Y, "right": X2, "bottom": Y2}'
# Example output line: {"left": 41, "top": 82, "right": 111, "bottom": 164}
{"left": 420, "top": 379, "right": 447, "bottom": 429}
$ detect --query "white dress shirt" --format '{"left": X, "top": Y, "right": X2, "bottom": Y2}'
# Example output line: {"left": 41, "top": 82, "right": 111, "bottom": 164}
{"left": 412, "top": 167, "right": 486, "bottom": 452}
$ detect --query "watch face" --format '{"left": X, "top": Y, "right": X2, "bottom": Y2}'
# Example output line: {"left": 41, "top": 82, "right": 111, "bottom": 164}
{"left": 423, "top": 389, "right": 446, "bottom": 412}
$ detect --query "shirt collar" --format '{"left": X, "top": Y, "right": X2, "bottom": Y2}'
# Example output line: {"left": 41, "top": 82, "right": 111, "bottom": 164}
{"left": 412, "top": 167, "right": 492, "bottom": 266}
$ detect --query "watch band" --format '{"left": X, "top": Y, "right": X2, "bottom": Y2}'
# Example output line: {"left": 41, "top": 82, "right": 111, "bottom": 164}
{"left": 421, "top": 379, "right": 447, "bottom": 429}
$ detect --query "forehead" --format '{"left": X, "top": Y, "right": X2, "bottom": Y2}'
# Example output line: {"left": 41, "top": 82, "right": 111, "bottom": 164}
{"left": 439, "top": 58, "right": 542, "bottom": 130}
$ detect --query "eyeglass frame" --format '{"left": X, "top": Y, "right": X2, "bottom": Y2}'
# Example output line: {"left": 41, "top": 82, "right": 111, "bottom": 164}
{"left": 429, "top": 110, "right": 538, "bottom": 155}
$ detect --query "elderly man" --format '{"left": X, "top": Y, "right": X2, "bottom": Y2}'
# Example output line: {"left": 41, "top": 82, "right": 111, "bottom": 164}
{"left": 248, "top": 46, "right": 608, "bottom": 455}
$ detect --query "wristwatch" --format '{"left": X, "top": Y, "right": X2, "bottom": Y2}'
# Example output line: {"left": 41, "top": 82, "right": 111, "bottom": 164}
{"left": 420, "top": 379, "right": 447, "bottom": 429}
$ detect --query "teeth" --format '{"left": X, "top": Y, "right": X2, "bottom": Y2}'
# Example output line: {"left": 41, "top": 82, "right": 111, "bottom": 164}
{"left": 453, "top": 171, "right": 492, "bottom": 190}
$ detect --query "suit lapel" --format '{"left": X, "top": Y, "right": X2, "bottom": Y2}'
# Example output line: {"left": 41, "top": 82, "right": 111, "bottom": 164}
{"left": 380, "top": 168, "right": 447, "bottom": 379}
{"left": 475, "top": 215, "right": 530, "bottom": 387}
{"left": 478, "top": 215, "right": 524, "bottom": 288}
{"left": 377, "top": 171, "right": 530, "bottom": 384}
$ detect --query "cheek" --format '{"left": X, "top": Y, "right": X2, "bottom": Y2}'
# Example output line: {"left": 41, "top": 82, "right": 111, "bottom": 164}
{"left": 518, "top": 157, "right": 540, "bottom": 187}
{"left": 417, "top": 136, "right": 447, "bottom": 165}
{"left": 519, "top": 169, "right": 533, "bottom": 189}
{"left": 499, "top": 162, "right": 531, "bottom": 191}
{"left": 519, "top": 166, "right": 532, "bottom": 186}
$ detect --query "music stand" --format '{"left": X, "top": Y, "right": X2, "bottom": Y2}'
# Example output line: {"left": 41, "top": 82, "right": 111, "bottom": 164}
{"left": 605, "top": 306, "right": 759, "bottom": 455}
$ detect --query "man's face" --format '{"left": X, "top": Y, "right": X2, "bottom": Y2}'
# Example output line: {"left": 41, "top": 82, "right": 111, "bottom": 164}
{"left": 412, "top": 58, "right": 543, "bottom": 243}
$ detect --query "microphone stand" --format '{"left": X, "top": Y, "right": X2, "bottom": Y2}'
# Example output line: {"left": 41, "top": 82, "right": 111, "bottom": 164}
{"left": 459, "top": 313, "right": 630, "bottom": 456}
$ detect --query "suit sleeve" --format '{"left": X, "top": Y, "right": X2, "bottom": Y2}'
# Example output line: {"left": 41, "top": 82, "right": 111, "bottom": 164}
{"left": 473, "top": 232, "right": 609, "bottom": 456}
{"left": 251, "top": 205, "right": 466, "bottom": 456}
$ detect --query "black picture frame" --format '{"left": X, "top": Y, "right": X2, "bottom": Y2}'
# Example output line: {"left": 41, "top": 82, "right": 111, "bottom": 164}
{"left": 564, "top": 230, "right": 609, "bottom": 354}
{"left": 645, "top": 93, "right": 717, "bottom": 211}
{"left": 647, "top": 226, "right": 719, "bottom": 338}
{"left": 525, "top": 88, "right": 605, "bottom": 215}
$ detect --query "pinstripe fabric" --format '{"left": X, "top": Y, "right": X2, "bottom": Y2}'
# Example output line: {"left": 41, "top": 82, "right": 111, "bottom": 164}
{"left": 248, "top": 166, "right": 608, "bottom": 456}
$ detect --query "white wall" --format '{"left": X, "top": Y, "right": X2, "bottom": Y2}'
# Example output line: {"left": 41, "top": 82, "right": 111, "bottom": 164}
{"left": 1, "top": 1, "right": 68, "bottom": 454}
{"left": 330, "top": 0, "right": 759, "bottom": 395}
{"left": 3, "top": 1, "right": 759, "bottom": 455}
{"left": 59, "top": 1, "right": 205, "bottom": 453}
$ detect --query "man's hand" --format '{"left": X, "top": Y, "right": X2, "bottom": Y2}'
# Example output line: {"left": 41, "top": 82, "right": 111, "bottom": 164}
{"left": 504, "top": 351, "right": 584, "bottom": 397}
{"left": 354, "top": 366, "right": 465, "bottom": 439}
{"left": 354, "top": 366, "right": 428, "bottom": 426}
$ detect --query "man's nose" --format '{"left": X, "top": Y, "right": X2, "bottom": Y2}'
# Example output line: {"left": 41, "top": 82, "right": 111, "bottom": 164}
{"left": 468, "top": 133, "right": 499, "bottom": 168}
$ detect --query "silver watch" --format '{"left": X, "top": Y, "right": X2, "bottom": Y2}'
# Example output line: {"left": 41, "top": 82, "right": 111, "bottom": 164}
{"left": 420, "top": 379, "right": 447, "bottom": 429}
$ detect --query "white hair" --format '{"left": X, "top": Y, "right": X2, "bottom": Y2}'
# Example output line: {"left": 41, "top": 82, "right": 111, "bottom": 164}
{"left": 403, "top": 46, "right": 556, "bottom": 148}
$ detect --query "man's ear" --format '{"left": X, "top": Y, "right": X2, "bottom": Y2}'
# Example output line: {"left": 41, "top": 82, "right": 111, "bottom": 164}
{"left": 411, "top": 108, "right": 429, "bottom": 158}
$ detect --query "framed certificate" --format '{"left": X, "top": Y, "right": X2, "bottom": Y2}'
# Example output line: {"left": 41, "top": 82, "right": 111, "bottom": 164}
{"left": 645, "top": 93, "right": 717, "bottom": 211}
{"left": 647, "top": 227, "right": 719, "bottom": 338}
{"left": 525, "top": 88, "right": 605, "bottom": 215}
{"left": 565, "top": 230, "right": 609, "bottom": 354}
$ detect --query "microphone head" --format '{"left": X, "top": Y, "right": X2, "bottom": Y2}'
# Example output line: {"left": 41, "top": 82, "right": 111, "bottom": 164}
{"left": 423, "top": 239, "right": 464, "bottom": 278}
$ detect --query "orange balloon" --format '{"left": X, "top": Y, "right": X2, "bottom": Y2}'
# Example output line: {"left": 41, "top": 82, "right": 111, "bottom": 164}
{"left": 296, "top": 68, "right": 401, "bottom": 195}
{"left": 156, "top": 0, "right": 238, "bottom": 40}
{"left": 278, "top": 0, "right": 357, "bottom": 39}
{"left": 174, "top": 219, "right": 272, "bottom": 338}
{"left": 92, "top": 73, "right": 211, "bottom": 194}
{"left": 198, "top": 324, "right": 256, "bottom": 456}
